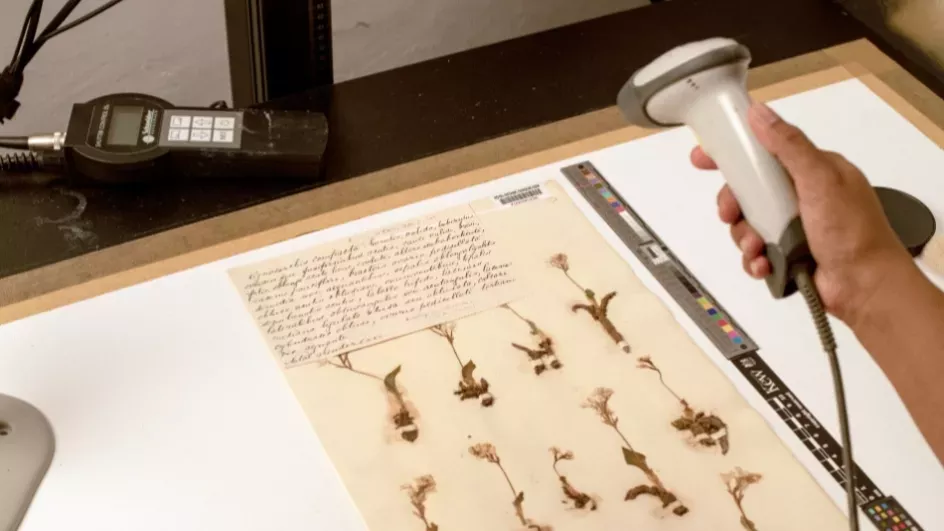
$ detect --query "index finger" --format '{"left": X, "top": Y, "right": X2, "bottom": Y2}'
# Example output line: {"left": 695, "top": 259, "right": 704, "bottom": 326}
{"left": 690, "top": 146, "right": 718, "bottom": 170}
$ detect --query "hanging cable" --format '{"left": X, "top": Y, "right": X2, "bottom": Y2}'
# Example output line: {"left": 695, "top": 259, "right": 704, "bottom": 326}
{"left": 1, "top": 0, "right": 129, "bottom": 124}
{"left": 0, "top": 136, "right": 30, "bottom": 149}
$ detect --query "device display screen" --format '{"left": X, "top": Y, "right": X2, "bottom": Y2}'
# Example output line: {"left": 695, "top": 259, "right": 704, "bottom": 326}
{"left": 106, "top": 106, "right": 144, "bottom": 146}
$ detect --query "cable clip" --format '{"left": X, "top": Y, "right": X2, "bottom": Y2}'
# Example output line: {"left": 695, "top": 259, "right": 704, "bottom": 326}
{"left": 0, "top": 66, "right": 24, "bottom": 124}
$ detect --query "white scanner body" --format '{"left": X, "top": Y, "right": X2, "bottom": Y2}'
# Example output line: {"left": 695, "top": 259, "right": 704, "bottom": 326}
{"left": 618, "top": 38, "right": 810, "bottom": 297}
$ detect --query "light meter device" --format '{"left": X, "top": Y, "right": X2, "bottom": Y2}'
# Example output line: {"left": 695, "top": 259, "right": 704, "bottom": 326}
{"left": 19, "top": 93, "right": 329, "bottom": 183}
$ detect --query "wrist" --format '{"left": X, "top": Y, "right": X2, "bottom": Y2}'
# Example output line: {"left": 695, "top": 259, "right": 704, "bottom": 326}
{"left": 843, "top": 253, "right": 934, "bottom": 333}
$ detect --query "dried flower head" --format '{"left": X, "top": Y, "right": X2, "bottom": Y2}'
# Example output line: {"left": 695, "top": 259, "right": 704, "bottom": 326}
{"left": 469, "top": 442, "right": 500, "bottom": 463}
{"left": 402, "top": 475, "right": 437, "bottom": 502}
{"left": 549, "top": 253, "right": 570, "bottom": 272}
{"left": 550, "top": 447, "right": 574, "bottom": 462}
{"left": 582, "top": 387, "right": 617, "bottom": 425}
{"left": 430, "top": 322, "right": 457, "bottom": 343}
{"left": 723, "top": 467, "right": 762, "bottom": 495}
{"left": 637, "top": 356, "right": 657, "bottom": 371}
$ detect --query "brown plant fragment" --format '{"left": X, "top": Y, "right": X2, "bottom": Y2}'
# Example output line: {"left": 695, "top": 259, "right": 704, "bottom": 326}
{"left": 470, "top": 443, "right": 553, "bottom": 530}
{"left": 550, "top": 447, "right": 597, "bottom": 511}
{"left": 385, "top": 366, "right": 419, "bottom": 442}
{"left": 723, "top": 467, "right": 763, "bottom": 530}
{"left": 505, "top": 305, "right": 562, "bottom": 375}
{"left": 455, "top": 360, "right": 493, "bottom": 406}
{"left": 582, "top": 388, "right": 688, "bottom": 517}
{"left": 323, "top": 353, "right": 420, "bottom": 443}
{"left": 550, "top": 253, "right": 630, "bottom": 353}
{"left": 638, "top": 356, "right": 729, "bottom": 454}
{"left": 432, "top": 323, "right": 495, "bottom": 407}
{"left": 402, "top": 475, "right": 439, "bottom": 531}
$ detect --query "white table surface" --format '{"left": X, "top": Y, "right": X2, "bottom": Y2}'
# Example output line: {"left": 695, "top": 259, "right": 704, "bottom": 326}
{"left": 1, "top": 78, "right": 942, "bottom": 530}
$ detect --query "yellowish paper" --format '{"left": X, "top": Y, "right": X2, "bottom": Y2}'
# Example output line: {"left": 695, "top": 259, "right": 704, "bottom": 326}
{"left": 238, "top": 182, "right": 846, "bottom": 530}
{"left": 230, "top": 205, "right": 524, "bottom": 368}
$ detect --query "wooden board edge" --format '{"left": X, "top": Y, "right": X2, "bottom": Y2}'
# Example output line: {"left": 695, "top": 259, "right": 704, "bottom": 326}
{"left": 0, "top": 65, "right": 862, "bottom": 325}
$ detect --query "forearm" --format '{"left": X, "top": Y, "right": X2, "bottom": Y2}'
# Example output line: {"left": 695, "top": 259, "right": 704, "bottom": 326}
{"left": 850, "top": 263, "right": 944, "bottom": 463}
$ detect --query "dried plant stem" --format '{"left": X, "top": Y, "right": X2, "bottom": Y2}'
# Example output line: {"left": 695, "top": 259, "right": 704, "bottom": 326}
{"left": 326, "top": 353, "right": 419, "bottom": 442}
{"left": 327, "top": 353, "right": 383, "bottom": 382}
{"left": 583, "top": 388, "right": 688, "bottom": 516}
{"left": 431, "top": 324, "right": 465, "bottom": 369}
{"left": 504, "top": 304, "right": 561, "bottom": 374}
{"left": 431, "top": 323, "right": 494, "bottom": 407}
{"left": 495, "top": 462, "right": 521, "bottom": 512}
{"left": 469, "top": 443, "right": 550, "bottom": 530}
{"left": 638, "top": 357, "right": 730, "bottom": 454}
{"left": 641, "top": 359, "right": 683, "bottom": 403}
{"left": 723, "top": 468, "right": 762, "bottom": 530}
{"left": 562, "top": 270, "right": 586, "bottom": 294}
{"left": 550, "top": 447, "right": 596, "bottom": 510}
{"left": 549, "top": 253, "right": 630, "bottom": 353}
{"left": 610, "top": 423, "right": 635, "bottom": 454}
{"left": 503, "top": 304, "right": 528, "bottom": 323}
{"left": 402, "top": 475, "right": 439, "bottom": 531}
{"left": 447, "top": 341, "right": 464, "bottom": 368}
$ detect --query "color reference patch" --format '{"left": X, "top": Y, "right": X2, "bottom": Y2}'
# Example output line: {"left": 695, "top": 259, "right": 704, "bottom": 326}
{"left": 866, "top": 499, "right": 921, "bottom": 530}
{"left": 578, "top": 165, "right": 625, "bottom": 213}
{"left": 697, "top": 296, "right": 744, "bottom": 345}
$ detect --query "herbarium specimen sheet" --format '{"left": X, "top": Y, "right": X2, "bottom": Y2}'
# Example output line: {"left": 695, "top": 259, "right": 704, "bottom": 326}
{"left": 230, "top": 181, "right": 846, "bottom": 530}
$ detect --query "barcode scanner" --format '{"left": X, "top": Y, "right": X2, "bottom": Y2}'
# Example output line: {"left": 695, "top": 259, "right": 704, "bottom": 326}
{"left": 617, "top": 38, "right": 860, "bottom": 531}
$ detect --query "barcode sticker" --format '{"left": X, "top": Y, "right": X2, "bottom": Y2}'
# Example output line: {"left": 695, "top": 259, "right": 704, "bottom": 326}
{"left": 493, "top": 184, "right": 548, "bottom": 208}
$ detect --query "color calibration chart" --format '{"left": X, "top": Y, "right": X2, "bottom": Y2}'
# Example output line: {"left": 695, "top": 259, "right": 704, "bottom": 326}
{"left": 561, "top": 161, "right": 924, "bottom": 530}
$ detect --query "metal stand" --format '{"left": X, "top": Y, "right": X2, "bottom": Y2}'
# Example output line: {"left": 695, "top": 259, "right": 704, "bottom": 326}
{"left": 0, "top": 394, "right": 54, "bottom": 531}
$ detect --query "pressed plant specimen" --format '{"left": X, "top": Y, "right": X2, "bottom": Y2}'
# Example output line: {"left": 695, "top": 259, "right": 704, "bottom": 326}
{"left": 402, "top": 475, "right": 440, "bottom": 531}
{"left": 549, "top": 253, "right": 630, "bottom": 353}
{"left": 637, "top": 356, "right": 730, "bottom": 454}
{"left": 549, "top": 447, "right": 597, "bottom": 511}
{"left": 723, "top": 467, "right": 763, "bottom": 530}
{"left": 469, "top": 443, "right": 552, "bottom": 531}
{"left": 504, "top": 304, "right": 562, "bottom": 375}
{"left": 323, "top": 353, "right": 419, "bottom": 442}
{"left": 582, "top": 387, "right": 688, "bottom": 516}
{"left": 431, "top": 323, "right": 494, "bottom": 407}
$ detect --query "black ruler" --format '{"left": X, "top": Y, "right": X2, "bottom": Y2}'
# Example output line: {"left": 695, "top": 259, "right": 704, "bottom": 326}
{"left": 561, "top": 161, "right": 924, "bottom": 531}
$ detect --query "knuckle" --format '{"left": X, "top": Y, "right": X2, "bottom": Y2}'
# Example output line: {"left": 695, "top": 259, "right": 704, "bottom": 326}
{"left": 775, "top": 122, "right": 807, "bottom": 145}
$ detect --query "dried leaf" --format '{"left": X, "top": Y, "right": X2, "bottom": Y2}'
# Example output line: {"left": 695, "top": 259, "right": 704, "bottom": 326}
{"left": 383, "top": 365, "right": 402, "bottom": 394}
{"left": 514, "top": 491, "right": 525, "bottom": 505}
{"left": 671, "top": 417, "right": 694, "bottom": 430}
{"left": 719, "top": 434, "right": 730, "bottom": 455}
{"left": 689, "top": 420, "right": 707, "bottom": 436}
{"left": 625, "top": 485, "right": 650, "bottom": 501}
{"left": 621, "top": 447, "right": 648, "bottom": 471}
{"left": 600, "top": 291, "right": 617, "bottom": 312}
{"left": 572, "top": 303, "right": 593, "bottom": 315}
{"left": 460, "top": 360, "right": 477, "bottom": 382}
{"left": 703, "top": 414, "right": 727, "bottom": 432}
{"left": 740, "top": 515, "right": 757, "bottom": 531}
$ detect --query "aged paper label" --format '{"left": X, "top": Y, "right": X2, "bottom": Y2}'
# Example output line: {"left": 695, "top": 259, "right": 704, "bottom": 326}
{"left": 229, "top": 205, "right": 523, "bottom": 368}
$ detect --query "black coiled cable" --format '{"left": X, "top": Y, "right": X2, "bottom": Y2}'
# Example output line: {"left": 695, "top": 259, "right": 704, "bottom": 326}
{"left": 794, "top": 265, "right": 859, "bottom": 531}
{"left": 0, "top": 151, "right": 42, "bottom": 173}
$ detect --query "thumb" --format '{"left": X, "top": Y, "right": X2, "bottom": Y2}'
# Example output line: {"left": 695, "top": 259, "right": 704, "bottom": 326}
{"left": 747, "top": 102, "right": 840, "bottom": 197}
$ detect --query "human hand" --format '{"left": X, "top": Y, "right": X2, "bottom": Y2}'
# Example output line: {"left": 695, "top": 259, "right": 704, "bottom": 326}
{"left": 690, "top": 102, "right": 915, "bottom": 328}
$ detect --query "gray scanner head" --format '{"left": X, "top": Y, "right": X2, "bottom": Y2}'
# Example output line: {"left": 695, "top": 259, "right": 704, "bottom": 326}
{"left": 1, "top": 394, "right": 54, "bottom": 531}
{"left": 618, "top": 39, "right": 751, "bottom": 128}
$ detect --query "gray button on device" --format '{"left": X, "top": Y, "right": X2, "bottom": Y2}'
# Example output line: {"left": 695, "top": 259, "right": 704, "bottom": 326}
{"left": 192, "top": 116, "right": 214, "bottom": 129}
{"left": 170, "top": 115, "right": 191, "bottom": 128}
{"left": 214, "top": 117, "right": 235, "bottom": 130}
{"left": 212, "top": 130, "right": 234, "bottom": 143}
